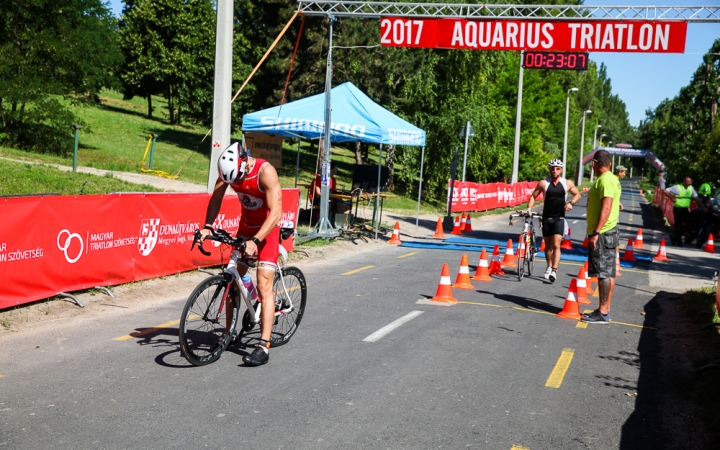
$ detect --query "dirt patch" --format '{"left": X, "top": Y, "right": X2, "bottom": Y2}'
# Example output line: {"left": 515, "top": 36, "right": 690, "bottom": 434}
{"left": 0, "top": 236, "right": 387, "bottom": 339}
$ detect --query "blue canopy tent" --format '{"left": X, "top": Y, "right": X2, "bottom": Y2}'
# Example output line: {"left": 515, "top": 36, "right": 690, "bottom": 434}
{"left": 242, "top": 82, "right": 428, "bottom": 234}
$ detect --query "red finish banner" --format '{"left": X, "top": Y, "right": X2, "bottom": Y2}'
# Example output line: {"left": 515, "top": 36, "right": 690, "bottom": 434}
{"left": 0, "top": 189, "right": 300, "bottom": 309}
{"left": 448, "top": 180, "right": 541, "bottom": 213}
{"left": 380, "top": 18, "right": 687, "bottom": 53}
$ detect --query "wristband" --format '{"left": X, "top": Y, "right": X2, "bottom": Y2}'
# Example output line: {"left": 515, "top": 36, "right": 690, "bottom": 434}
{"left": 249, "top": 237, "right": 261, "bottom": 247}
{"left": 589, "top": 231, "right": 599, "bottom": 237}
{"left": 202, "top": 225, "right": 214, "bottom": 231}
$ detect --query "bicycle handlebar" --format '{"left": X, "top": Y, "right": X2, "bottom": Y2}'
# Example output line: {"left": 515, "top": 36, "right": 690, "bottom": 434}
{"left": 191, "top": 228, "right": 257, "bottom": 268}
{"left": 508, "top": 211, "right": 542, "bottom": 226}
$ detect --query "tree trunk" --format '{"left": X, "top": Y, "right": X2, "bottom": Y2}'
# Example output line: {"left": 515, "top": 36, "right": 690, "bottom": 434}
{"left": 147, "top": 94, "right": 153, "bottom": 119}
{"left": 362, "top": 143, "right": 369, "bottom": 163}
{"left": 385, "top": 144, "right": 395, "bottom": 191}
{"left": 354, "top": 141, "right": 362, "bottom": 165}
{"left": 168, "top": 86, "right": 175, "bottom": 124}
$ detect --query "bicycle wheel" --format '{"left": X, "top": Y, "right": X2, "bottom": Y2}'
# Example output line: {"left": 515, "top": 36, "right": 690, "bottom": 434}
{"left": 526, "top": 234, "right": 535, "bottom": 277}
{"left": 517, "top": 233, "right": 526, "bottom": 281}
{"left": 269, "top": 266, "right": 307, "bottom": 347}
{"left": 179, "top": 275, "right": 240, "bottom": 366}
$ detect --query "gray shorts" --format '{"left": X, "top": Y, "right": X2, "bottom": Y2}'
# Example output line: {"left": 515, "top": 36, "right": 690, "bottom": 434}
{"left": 588, "top": 228, "right": 619, "bottom": 279}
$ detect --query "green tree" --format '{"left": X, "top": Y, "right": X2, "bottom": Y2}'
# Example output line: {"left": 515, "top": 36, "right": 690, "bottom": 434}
{"left": 118, "top": 0, "right": 216, "bottom": 124}
{"left": 0, "top": 0, "right": 119, "bottom": 154}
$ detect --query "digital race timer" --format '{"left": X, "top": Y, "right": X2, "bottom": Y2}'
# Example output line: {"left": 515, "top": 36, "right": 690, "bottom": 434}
{"left": 522, "top": 51, "right": 589, "bottom": 70}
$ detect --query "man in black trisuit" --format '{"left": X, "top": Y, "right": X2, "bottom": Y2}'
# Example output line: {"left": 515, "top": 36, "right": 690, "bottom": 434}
{"left": 527, "top": 159, "right": 581, "bottom": 282}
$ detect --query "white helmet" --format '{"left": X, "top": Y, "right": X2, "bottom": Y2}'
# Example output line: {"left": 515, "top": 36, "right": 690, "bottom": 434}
{"left": 548, "top": 158, "right": 564, "bottom": 168}
{"left": 218, "top": 142, "right": 248, "bottom": 183}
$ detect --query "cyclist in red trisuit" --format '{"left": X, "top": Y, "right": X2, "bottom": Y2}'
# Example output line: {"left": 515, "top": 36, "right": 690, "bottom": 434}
{"left": 199, "top": 142, "right": 282, "bottom": 366}
{"left": 526, "top": 159, "right": 581, "bottom": 283}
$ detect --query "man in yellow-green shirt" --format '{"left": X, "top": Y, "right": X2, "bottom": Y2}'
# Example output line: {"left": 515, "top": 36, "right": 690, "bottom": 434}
{"left": 583, "top": 150, "right": 621, "bottom": 324}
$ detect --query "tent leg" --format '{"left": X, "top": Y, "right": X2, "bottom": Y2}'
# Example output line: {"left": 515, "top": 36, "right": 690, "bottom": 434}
{"left": 375, "top": 144, "right": 383, "bottom": 241}
{"left": 295, "top": 139, "right": 301, "bottom": 188}
{"left": 415, "top": 146, "right": 425, "bottom": 237}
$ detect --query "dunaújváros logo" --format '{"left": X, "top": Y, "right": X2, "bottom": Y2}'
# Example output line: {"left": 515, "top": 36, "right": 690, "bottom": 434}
{"left": 57, "top": 229, "right": 84, "bottom": 264}
{"left": 138, "top": 219, "right": 160, "bottom": 256}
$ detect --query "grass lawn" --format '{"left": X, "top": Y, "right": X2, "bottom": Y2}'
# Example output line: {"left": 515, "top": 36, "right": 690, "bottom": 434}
{"left": 0, "top": 90, "right": 445, "bottom": 214}
{"left": 0, "top": 159, "right": 161, "bottom": 196}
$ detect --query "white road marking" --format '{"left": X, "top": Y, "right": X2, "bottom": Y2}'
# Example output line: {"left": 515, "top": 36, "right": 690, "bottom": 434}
{"left": 572, "top": 220, "right": 579, "bottom": 224}
{"left": 362, "top": 311, "right": 425, "bottom": 342}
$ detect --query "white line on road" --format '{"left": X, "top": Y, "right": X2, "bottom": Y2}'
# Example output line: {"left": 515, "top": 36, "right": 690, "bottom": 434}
{"left": 572, "top": 220, "right": 579, "bottom": 224}
{"left": 581, "top": 214, "right": 587, "bottom": 217}
{"left": 362, "top": 311, "right": 424, "bottom": 343}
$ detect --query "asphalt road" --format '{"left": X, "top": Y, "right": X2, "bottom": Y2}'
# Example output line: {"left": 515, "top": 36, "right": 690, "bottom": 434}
{"left": 0, "top": 179, "right": 712, "bottom": 449}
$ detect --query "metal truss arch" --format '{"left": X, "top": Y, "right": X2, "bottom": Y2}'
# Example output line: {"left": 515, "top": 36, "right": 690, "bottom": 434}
{"left": 297, "top": 1, "right": 720, "bottom": 22}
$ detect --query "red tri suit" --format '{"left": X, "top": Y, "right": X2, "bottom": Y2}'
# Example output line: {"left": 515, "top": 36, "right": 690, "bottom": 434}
{"left": 229, "top": 158, "right": 280, "bottom": 268}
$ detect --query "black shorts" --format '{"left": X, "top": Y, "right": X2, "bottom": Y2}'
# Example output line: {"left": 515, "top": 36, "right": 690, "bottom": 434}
{"left": 542, "top": 216, "right": 565, "bottom": 237}
{"left": 588, "top": 228, "right": 619, "bottom": 279}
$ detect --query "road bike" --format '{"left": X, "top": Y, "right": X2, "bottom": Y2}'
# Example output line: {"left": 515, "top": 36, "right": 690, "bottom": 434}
{"left": 178, "top": 228, "right": 307, "bottom": 366}
{"left": 509, "top": 211, "right": 542, "bottom": 281}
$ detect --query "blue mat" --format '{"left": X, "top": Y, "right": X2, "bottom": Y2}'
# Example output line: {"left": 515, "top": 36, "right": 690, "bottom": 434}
{"left": 444, "top": 237, "right": 590, "bottom": 255}
{"left": 400, "top": 241, "right": 638, "bottom": 267}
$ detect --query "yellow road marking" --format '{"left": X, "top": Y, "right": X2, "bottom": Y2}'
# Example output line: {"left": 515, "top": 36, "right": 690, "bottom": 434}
{"left": 456, "top": 301, "right": 657, "bottom": 330}
{"left": 342, "top": 265, "right": 374, "bottom": 275}
{"left": 545, "top": 348, "right": 575, "bottom": 388}
{"left": 511, "top": 446, "right": 530, "bottom": 450}
{"left": 114, "top": 315, "right": 199, "bottom": 341}
{"left": 397, "top": 252, "right": 419, "bottom": 259}
{"left": 576, "top": 309, "right": 593, "bottom": 328}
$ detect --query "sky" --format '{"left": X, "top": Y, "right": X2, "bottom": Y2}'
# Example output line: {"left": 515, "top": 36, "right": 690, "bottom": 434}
{"left": 107, "top": 0, "right": 719, "bottom": 127}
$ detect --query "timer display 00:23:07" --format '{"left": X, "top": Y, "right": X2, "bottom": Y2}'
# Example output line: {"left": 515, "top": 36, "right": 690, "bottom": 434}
{"left": 522, "top": 51, "right": 588, "bottom": 70}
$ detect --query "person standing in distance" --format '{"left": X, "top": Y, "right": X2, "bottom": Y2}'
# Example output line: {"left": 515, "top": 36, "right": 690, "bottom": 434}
{"left": 198, "top": 142, "right": 283, "bottom": 366}
{"left": 614, "top": 165, "right": 627, "bottom": 211}
{"left": 527, "top": 158, "right": 581, "bottom": 283}
{"left": 664, "top": 176, "right": 698, "bottom": 247}
{"left": 583, "top": 150, "right": 621, "bottom": 324}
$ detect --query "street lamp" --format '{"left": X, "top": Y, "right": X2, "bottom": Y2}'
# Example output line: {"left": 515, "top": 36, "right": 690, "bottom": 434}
{"left": 562, "top": 87, "right": 578, "bottom": 179}
{"left": 577, "top": 110, "right": 592, "bottom": 186}
{"left": 591, "top": 132, "right": 606, "bottom": 182}
{"left": 459, "top": 121, "right": 475, "bottom": 182}
{"left": 593, "top": 125, "right": 602, "bottom": 149}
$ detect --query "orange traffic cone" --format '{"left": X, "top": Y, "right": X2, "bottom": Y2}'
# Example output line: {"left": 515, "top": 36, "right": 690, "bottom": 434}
{"left": 452, "top": 254, "right": 475, "bottom": 289}
{"left": 488, "top": 245, "right": 505, "bottom": 276}
{"left": 653, "top": 238, "right": 670, "bottom": 262}
{"left": 557, "top": 279, "right": 582, "bottom": 320}
{"left": 464, "top": 213, "right": 474, "bottom": 232}
{"left": 634, "top": 229, "right": 645, "bottom": 249}
{"left": 615, "top": 247, "right": 622, "bottom": 277}
{"left": 472, "top": 249, "right": 492, "bottom": 282}
{"left": 621, "top": 238, "right": 636, "bottom": 261}
{"left": 431, "top": 264, "right": 459, "bottom": 303}
{"left": 459, "top": 212, "right": 467, "bottom": 231}
{"left": 583, "top": 261, "right": 594, "bottom": 295}
{"left": 561, "top": 227, "right": 574, "bottom": 250}
{"left": 576, "top": 267, "right": 591, "bottom": 304}
{"left": 450, "top": 216, "right": 462, "bottom": 235}
{"left": 704, "top": 233, "right": 715, "bottom": 253}
{"left": 540, "top": 239, "right": 546, "bottom": 252}
{"left": 581, "top": 235, "right": 589, "bottom": 248}
{"left": 432, "top": 218, "right": 446, "bottom": 239}
{"left": 501, "top": 239, "right": 517, "bottom": 267}
{"left": 388, "top": 221, "right": 402, "bottom": 245}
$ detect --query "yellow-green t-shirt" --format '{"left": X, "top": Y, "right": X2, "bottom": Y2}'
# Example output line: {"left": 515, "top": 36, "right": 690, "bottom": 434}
{"left": 586, "top": 171, "right": 621, "bottom": 234}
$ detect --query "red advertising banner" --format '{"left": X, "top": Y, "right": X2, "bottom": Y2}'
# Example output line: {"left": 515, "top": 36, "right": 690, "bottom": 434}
{"left": 0, "top": 189, "right": 300, "bottom": 309}
{"left": 653, "top": 186, "right": 675, "bottom": 226}
{"left": 381, "top": 18, "right": 687, "bottom": 53}
{"left": 448, "top": 180, "right": 541, "bottom": 213}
